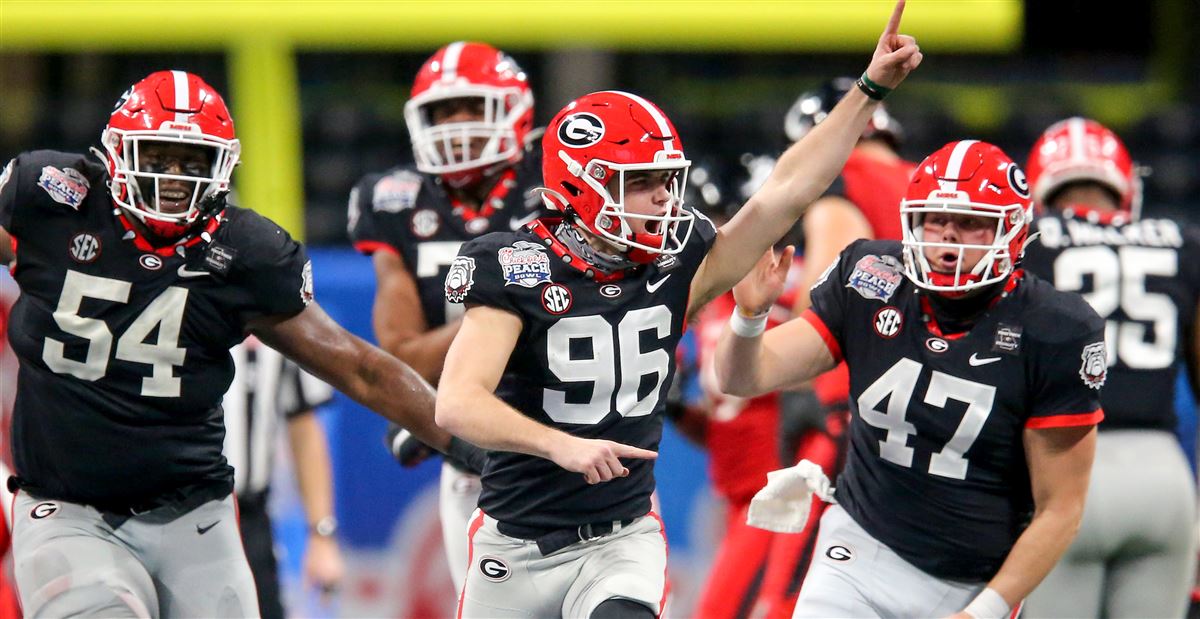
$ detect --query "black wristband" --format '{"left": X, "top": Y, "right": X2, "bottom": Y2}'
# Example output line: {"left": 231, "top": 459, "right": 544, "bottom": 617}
{"left": 445, "top": 436, "right": 488, "bottom": 476}
{"left": 855, "top": 72, "right": 891, "bottom": 101}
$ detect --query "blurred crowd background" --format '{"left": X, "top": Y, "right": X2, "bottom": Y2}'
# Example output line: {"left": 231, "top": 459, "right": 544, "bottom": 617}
{"left": 2, "top": 1, "right": 1199, "bottom": 616}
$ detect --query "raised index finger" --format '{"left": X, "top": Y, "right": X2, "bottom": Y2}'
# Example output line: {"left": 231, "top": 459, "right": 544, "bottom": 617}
{"left": 883, "top": 0, "right": 906, "bottom": 36}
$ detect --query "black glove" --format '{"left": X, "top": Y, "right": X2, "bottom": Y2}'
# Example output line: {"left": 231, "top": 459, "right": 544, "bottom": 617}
{"left": 443, "top": 436, "right": 488, "bottom": 476}
{"left": 384, "top": 424, "right": 436, "bottom": 468}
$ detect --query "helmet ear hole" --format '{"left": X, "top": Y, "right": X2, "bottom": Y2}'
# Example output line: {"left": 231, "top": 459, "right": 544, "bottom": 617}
{"left": 560, "top": 181, "right": 582, "bottom": 198}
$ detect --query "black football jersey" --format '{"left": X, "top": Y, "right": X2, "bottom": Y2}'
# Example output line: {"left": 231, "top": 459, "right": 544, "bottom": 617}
{"left": 447, "top": 213, "right": 718, "bottom": 530}
{"left": 1022, "top": 211, "right": 1200, "bottom": 432}
{"left": 807, "top": 240, "right": 1105, "bottom": 582}
{"left": 0, "top": 150, "right": 311, "bottom": 506}
{"left": 347, "top": 150, "right": 546, "bottom": 329}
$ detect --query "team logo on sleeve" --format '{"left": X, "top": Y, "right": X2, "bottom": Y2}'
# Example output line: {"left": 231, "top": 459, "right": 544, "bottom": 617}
{"left": 1079, "top": 341, "right": 1107, "bottom": 389}
{"left": 300, "top": 260, "right": 315, "bottom": 305}
{"left": 38, "top": 166, "right": 90, "bottom": 209}
{"left": 498, "top": 241, "right": 552, "bottom": 288}
{"left": 810, "top": 256, "right": 840, "bottom": 292}
{"left": 872, "top": 307, "right": 903, "bottom": 338}
{"left": 846, "top": 255, "right": 903, "bottom": 302}
{"left": 372, "top": 170, "right": 422, "bottom": 213}
{"left": 445, "top": 256, "right": 476, "bottom": 303}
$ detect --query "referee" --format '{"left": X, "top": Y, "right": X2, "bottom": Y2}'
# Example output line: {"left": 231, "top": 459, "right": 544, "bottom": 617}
{"left": 224, "top": 336, "right": 344, "bottom": 618}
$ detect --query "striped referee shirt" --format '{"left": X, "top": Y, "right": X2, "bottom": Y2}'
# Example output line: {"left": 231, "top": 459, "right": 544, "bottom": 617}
{"left": 222, "top": 336, "right": 334, "bottom": 499}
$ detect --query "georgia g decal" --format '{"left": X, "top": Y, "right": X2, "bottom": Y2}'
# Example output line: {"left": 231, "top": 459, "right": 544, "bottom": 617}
{"left": 479, "top": 556, "right": 511, "bottom": 582}
{"left": 31, "top": 502, "right": 59, "bottom": 519}
{"left": 558, "top": 112, "right": 605, "bottom": 148}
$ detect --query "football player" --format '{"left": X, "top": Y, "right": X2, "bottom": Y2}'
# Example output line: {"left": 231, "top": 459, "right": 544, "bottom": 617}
{"left": 1021, "top": 117, "right": 1198, "bottom": 618}
{"left": 0, "top": 70, "right": 475, "bottom": 618}
{"left": 715, "top": 140, "right": 1105, "bottom": 618}
{"left": 347, "top": 41, "right": 546, "bottom": 594}
{"left": 435, "top": 3, "right": 922, "bottom": 617}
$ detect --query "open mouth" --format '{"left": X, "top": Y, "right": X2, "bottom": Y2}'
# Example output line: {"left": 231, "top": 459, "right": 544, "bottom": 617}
{"left": 157, "top": 186, "right": 195, "bottom": 214}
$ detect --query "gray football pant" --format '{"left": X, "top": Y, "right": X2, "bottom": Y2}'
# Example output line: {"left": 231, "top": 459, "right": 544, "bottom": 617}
{"left": 1025, "top": 429, "right": 1197, "bottom": 619}
{"left": 792, "top": 505, "right": 991, "bottom": 618}
{"left": 458, "top": 510, "right": 667, "bottom": 618}
{"left": 12, "top": 492, "right": 259, "bottom": 618}
{"left": 440, "top": 461, "right": 482, "bottom": 596}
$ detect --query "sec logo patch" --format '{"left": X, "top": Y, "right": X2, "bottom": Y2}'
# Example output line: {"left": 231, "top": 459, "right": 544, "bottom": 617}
{"left": 541, "top": 283, "right": 573, "bottom": 315}
{"left": 872, "top": 307, "right": 902, "bottom": 338}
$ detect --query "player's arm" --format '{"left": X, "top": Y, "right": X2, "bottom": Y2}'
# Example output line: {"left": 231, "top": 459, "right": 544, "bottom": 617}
{"left": 371, "top": 250, "right": 461, "bottom": 384}
{"left": 792, "top": 197, "right": 872, "bottom": 313}
{"left": 248, "top": 302, "right": 452, "bottom": 451}
{"left": 436, "top": 305, "right": 658, "bottom": 485}
{"left": 961, "top": 425, "right": 1095, "bottom": 616}
{"left": 714, "top": 248, "right": 838, "bottom": 398}
{"left": 688, "top": 0, "right": 920, "bottom": 313}
{"left": 286, "top": 411, "right": 344, "bottom": 600}
{"left": 0, "top": 227, "right": 11, "bottom": 265}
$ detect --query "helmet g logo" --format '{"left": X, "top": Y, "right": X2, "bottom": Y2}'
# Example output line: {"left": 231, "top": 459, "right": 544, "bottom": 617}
{"left": 1007, "top": 163, "right": 1029, "bottom": 198}
{"left": 558, "top": 113, "right": 605, "bottom": 148}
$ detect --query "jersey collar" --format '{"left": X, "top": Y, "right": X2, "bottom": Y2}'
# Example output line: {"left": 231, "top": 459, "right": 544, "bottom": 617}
{"left": 526, "top": 217, "right": 633, "bottom": 282}
{"left": 113, "top": 207, "right": 225, "bottom": 257}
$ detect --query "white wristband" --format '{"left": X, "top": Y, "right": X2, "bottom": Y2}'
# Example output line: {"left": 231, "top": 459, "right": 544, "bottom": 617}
{"left": 963, "top": 587, "right": 1010, "bottom": 619}
{"left": 729, "top": 308, "right": 769, "bottom": 338}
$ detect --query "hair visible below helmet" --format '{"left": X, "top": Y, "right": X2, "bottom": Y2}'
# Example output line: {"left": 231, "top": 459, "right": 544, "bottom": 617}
{"left": 1025, "top": 116, "right": 1141, "bottom": 219}
{"left": 101, "top": 70, "right": 239, "bottom": 239}
{"left": 405, "top": 41, "right": 534, "bottom": 188}
{"left": 900, "top": 140, "right": 1033, "bottom": 295}
{"left": 540, "top": 90, "right": 695, "bottom": 264}
{"left": 784, "top": 77, "right": 903, "bottom": 147}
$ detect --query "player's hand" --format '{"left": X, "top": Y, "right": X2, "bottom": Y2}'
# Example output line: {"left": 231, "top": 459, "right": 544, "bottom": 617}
{"left": 864, "top": 0, "right": 922, "bottom": 89}
{"left": 551, "top": 437, "right": 658, "bottom": 485}
{"left": 733, "top": 245, "right": 795, "bottom": 315}
{"left": 304, "top": 535, "right": 345, "bottom": 606}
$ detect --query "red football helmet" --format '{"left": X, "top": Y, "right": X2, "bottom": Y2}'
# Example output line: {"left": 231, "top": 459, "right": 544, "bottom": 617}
{"left": 1026, "top": 116, "right": 1141, "bottom": 219}
{"left": 900, "top": 140, "right": 1033, "bottom": 294}
{"left": 405, "top": 41, "right": 534, "bottom": 188}
{"left": 540, "top": 90, "right": 694, "bottom": 264}
{"left": 100, "top": 70, "right": 239, "bottom": 239}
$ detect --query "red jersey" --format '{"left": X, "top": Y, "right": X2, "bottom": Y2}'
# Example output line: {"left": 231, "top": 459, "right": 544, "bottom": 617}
{"left": 695, "top": 261, "right": 803, "bottom": 504}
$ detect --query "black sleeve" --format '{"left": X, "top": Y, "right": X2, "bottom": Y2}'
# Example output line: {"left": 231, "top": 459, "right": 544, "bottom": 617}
{"left": 0, "top": 157, "right": 17, "bottom": 232}
{"left": 1027, "top": 304, "right": 1107, "bottom": 425}
{"left": 231, "top": 211, "right": 313, "bottom": 319}
{"left": 346, "top": 174, "right": 391, "bottom": 254}
{"left": 806, "top": 240, "right": 864, "bottom": 348}
{"left": 445, "top": 234, "right": 519, "bottom": 315}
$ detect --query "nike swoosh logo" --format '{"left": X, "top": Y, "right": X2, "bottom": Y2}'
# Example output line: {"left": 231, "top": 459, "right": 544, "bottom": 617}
{"left": 177, "top": 265, "right": 210, "bottom": 278}
{"left": 968, "top": 353, "right": 1002, "bottom": 366}
{"left": 509, "top": 212, "right": 540, "bottom": 230}
{"left": 646, "top": 274, "right": 672, "bottom": 293}
{"left": 196, "top": 520, "right": 220, "bottom": 535}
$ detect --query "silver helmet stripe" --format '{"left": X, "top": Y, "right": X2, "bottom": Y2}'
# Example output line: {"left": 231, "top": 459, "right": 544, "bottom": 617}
{"left": 1067, "top": 116, "right": 1087, "bottom": 165}
{"left": 440, "top": 41, "right": 466, "bottom": 82}
{"left": 170, "top": 70, "right": 190, "bottom": 124}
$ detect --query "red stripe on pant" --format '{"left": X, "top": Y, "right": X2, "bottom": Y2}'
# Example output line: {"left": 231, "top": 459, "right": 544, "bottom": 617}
{"left": 457, "top": 511, "right": 487, "bottom": 619}
{"left": 648, "top": 511, "right": 670, "bottom": 619}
